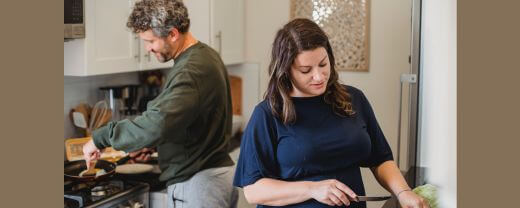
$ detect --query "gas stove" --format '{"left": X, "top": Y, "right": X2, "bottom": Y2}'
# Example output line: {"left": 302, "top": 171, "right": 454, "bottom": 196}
{"left": 64, "top": 179, "right": 149, "bottom": 208}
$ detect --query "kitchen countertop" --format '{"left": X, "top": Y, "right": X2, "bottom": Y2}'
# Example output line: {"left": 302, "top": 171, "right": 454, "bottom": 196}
{"left": 113, "top": 159, "right": 166, "bottom": 192}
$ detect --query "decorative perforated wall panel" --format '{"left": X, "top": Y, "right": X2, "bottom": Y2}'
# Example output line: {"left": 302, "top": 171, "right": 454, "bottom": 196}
{"left": 291, "top": 0, "right": 370, "bottom": 71}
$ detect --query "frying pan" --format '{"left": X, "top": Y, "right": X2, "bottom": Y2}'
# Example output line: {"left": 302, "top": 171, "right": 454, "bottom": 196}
{"left": 64, "top": 159, "right": 116, "bottom": 182}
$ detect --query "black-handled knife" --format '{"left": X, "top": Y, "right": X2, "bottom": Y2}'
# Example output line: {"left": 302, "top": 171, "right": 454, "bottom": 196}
{"left": 355, "top": 195, "right": 392, "bottom": 201}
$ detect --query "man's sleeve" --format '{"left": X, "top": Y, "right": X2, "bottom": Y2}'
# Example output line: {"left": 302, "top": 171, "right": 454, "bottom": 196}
{"left": 92, "top": 71, "right": 200, "bottom": 152}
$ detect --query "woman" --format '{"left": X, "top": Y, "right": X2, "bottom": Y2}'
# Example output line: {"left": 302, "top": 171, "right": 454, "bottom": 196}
{"left": 233, "top": 18, "right": 429, "bottom": 208}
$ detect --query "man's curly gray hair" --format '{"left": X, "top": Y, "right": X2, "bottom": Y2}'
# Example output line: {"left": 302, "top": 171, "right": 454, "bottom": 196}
{"left": 127, "top": 0, "right": 190, "bottom": 37}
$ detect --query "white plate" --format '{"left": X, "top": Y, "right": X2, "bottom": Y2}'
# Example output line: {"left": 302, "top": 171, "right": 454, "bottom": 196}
{"left": 115, "top": 164, "right": 154, "bottom": 174}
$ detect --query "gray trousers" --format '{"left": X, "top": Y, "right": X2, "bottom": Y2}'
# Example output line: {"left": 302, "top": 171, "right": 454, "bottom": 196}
{"left": 167, "top": 166, "right": 238, "bottom": 208}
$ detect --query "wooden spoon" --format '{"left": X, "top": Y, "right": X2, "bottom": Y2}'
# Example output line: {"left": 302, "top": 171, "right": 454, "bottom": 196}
{"left": 80, "top": 160, "right": 98, "bottom": 176}
{"left": 94, "top": 107, "right": 112, "bottom": 129}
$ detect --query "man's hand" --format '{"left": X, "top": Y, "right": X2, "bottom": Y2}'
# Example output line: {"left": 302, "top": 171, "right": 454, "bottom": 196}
{"left": 82, "top": 139, "right": 101, "bottom": 169}
{"left": 128, "top": 148, "right": 155, "bottom": 163}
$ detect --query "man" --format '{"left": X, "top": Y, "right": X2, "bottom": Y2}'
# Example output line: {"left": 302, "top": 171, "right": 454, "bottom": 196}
{"left": 82, "top": 0, "right": 238, "bottom": 207}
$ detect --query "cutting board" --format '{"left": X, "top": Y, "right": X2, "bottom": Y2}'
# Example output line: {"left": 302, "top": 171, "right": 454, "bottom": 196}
{"left": 65, "top": 137, "right": 126, "bottom": 162}
{"left": 229, "top": 75, "right": 242, "bottom": 115}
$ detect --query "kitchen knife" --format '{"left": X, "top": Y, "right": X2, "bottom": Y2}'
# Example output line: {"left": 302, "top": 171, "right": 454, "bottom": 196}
{"left": 355, "top": 195, "right": 392, "bottom": 201}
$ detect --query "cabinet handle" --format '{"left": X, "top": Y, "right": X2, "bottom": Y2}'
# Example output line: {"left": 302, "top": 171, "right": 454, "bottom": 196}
{"left": 397, "top": 73, "right": 417, "bottom": 170}
{"left": 144, "top": 52, "right": 151, "bottom": 62}
{"left": 215, "top": 31, "right": 222, "bottom": 55}
{"left": 134, "top": 35, "right": 140, "bottom": 62}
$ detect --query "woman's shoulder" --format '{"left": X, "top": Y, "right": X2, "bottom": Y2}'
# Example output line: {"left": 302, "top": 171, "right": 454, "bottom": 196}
{"left": 243, "top": 100, "right": 279, "bottom": 137}
{"left": 340, "top": 84, "right": 372, "bottom": 113}
{"left": 251, "top": 100, "right": 274, "bottom": 119}
{"left": 341, "top": 84, "right": 365, "bottom": 99}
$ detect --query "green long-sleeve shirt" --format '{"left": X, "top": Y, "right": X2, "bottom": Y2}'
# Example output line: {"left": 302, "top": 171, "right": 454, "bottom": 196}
{"left": 92, "top": 42, "right": 234, "bottom": 186}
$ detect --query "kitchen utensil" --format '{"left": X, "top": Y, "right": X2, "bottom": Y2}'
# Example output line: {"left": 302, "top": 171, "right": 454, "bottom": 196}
{"left": 74, "top": 103, "right": 91, "bottom": 124}
{"left": 69, "top": 103, "right": 91, "bottom": 136}
{"left": 88, "top": 100, "right": 109, "bottom": 134}
{"left": 115, "top": 164, "right": 154, "bottom": 174}
{"left": 355, "top": 195, "right": 392, "bottom": 201}
{"left": 99, "top": 86, "right": 125, "bottom": 120}
{"left": 89, "top": 102, "right": 101, "bottom": 131}
{"left": 72, "top": 111, "right": 88, "bottom": 128}
{"left": 64, "top": 159, "right": 116, "bottom": 182}
{"left": 93, "top": 106, "right": 112, "bottom": 129}
{"left": 81, "top": 160, "right": 98, "bottom": 176}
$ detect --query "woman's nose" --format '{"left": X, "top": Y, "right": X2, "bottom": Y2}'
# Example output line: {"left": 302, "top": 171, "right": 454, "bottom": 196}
{"left": 312, "top": 70, "right": 324, "bottom": 81}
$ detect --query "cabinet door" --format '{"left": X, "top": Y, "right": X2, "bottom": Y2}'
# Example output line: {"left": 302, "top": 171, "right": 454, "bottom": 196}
{"left": 84, "top": 0, "right": 139, "bottom": 75}
{"left": 210, "top": 0, "right": 244, "bottom": 64}
{"left": 139, "top": 39, "right": 174, "bottom": 71}
{"left": 184, "top": 0, "right": 211, "bottom": 45}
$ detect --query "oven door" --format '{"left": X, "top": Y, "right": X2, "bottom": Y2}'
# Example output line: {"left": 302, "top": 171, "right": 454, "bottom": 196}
{"left": 88, "top": 183, "right": 149, "bottom": 208}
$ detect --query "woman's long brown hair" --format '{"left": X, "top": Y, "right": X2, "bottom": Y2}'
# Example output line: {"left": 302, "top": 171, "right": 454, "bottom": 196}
{"left": 265, "top": 18, "right": 355, "bottom": 124}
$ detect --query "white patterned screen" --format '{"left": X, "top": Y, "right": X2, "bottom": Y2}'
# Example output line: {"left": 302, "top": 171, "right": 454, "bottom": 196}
{"left": 291, "top": 0, "right": 370, "bottom": 71}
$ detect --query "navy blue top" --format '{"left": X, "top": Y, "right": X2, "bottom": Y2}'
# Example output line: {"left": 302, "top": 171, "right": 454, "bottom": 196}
{"left": 233, "top": 85, "right": 394, "bottom": 208}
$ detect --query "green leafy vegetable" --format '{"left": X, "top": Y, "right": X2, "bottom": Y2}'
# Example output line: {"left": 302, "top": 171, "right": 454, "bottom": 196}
{"left": 413, "top": 184, "right": 439, "bottom": 208}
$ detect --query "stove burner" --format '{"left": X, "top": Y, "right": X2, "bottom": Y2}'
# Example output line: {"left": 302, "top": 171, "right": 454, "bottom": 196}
{"left": 91, "top": 181, "right": 123, "bottom": 198}
{"left": 91, "top": 186, "right": 107, "bottom": 197}
{"left": 72, "top": 182, "right": 93, "bottom": 191}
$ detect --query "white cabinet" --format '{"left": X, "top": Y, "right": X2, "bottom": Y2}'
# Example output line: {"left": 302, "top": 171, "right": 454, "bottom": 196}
{"left": 64, "top": 0, "right": 172, "bottom": 76}
{"left": 64, "top": 0, "right": 242, "bottom": 76}
{"left": 185, "top": 0, "right": 244, "bottom": 65}
{"left": 65, "top": 0, "right": 138, "bottom": 76}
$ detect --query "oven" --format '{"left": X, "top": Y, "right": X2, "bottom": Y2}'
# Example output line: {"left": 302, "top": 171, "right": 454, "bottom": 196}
{"left": 64, "top": 179, "right": 149, "bottom": 208}
{"left": 64, "top": 0, "right": 85, "bottom": 39}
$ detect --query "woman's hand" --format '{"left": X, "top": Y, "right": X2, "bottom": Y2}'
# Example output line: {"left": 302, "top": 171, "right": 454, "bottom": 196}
{"left": 309, "top": 179, "right": 358, "bottom": 206}
{"left": 397, "top": 190, "right": 430, "bottom": 208}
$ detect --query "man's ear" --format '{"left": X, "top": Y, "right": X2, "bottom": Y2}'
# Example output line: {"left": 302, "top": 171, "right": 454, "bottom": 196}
{"left": 168, "top": 28, "right": 180, "bottom": 42}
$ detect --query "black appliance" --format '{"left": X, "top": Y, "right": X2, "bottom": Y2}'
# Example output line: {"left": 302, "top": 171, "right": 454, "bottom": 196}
{"left": 99, "top": 84, "right": 141, "bottom": 118}
{"left": 64, "top": 0, "right": 85, "bottom": 39}
{"left": 64, "top": 179, "right": 149, "bottom": 208}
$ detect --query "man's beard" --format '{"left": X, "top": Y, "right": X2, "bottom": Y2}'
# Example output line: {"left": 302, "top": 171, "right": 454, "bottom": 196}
{"left": 156, "top": 43, "right": 173, "bottom": 63}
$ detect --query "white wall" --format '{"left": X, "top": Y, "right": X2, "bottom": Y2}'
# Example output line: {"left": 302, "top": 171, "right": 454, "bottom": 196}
{"left": 244, "top": 0, "right": 291, "bottom": 96}
{"left": 339, "top": 1, "right": 412, "bottom": 207}
{"left": 419, "top": 0, "right": 457, "bottom": 207}
{"left": 243, "top": 1, "right": 413, "bottom": 208}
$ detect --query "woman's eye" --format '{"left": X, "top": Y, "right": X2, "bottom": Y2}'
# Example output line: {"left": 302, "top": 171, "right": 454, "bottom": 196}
{"left": 319, "top": 63, "right": 328, "bottom": 67}
{"left": 301, "top": 70, "right": 311, "bottom": 74}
